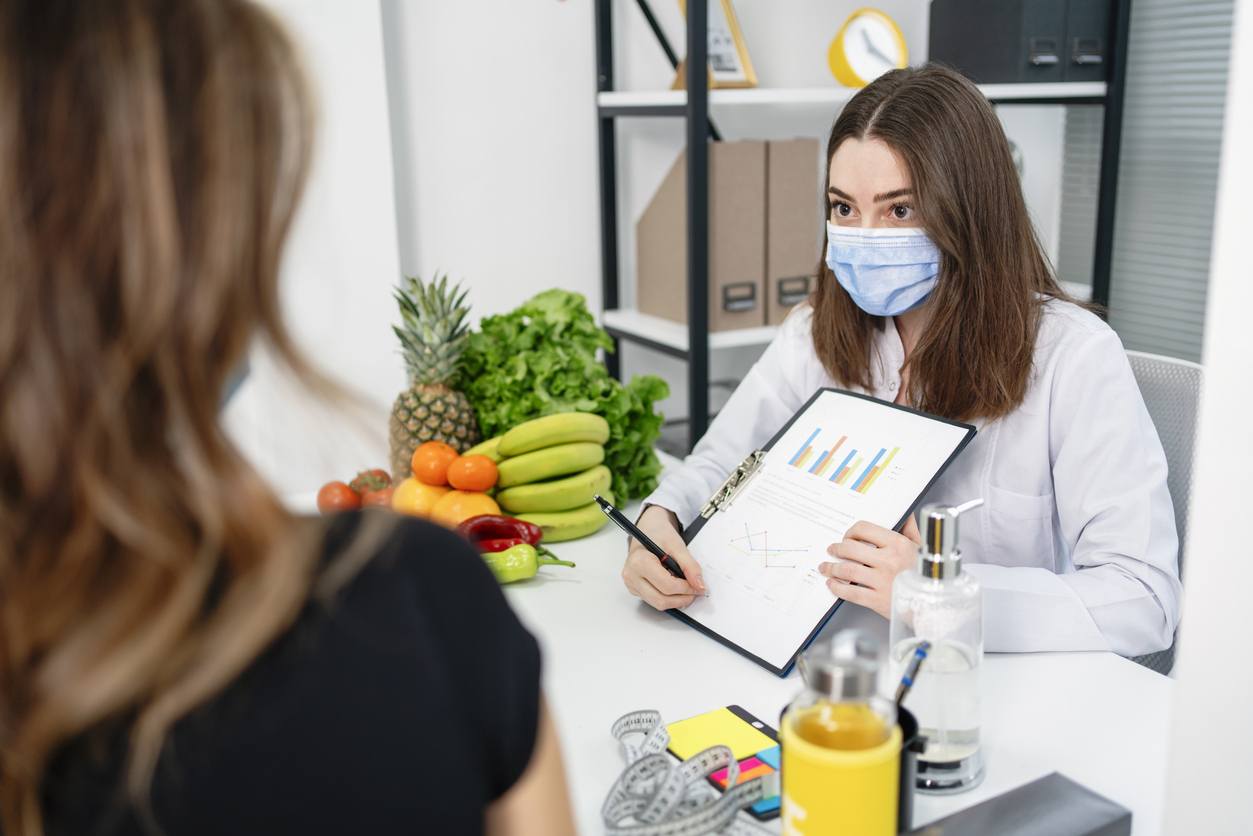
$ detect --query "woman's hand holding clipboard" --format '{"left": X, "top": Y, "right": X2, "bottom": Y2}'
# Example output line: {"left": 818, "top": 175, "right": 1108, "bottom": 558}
{"left": 818, "top": 516, "right": 923, "bottom": 619}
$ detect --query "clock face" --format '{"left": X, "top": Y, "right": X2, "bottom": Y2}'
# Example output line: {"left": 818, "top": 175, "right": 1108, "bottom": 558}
{"left": 844, "top": 14, "right": 904, "bottom": 84}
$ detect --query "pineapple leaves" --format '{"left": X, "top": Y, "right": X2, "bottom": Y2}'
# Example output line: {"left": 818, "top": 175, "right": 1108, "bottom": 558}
{"left": 393, "top": 273, "right": 471, "bottom": 385}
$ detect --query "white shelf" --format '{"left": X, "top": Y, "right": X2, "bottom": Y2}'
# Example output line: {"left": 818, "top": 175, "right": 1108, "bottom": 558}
{"left": 602, "top": 308, "right": 778, "bottom": 353}
{"left": 598, "top": 88, "right": 854, "bottom": 109}
{"left": 978, "top": 81, "right": 1107, "bottom": 101}
{"left": 597, "top": 82, "right": 1106, "bottom": 111}
{"left": 604, "top": 286, "right": 1091, "bottom": 356}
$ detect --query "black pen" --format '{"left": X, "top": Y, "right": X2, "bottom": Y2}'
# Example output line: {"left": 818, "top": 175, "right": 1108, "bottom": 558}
{"left": 593, "top": 494, "right": 687, "bottom": 580}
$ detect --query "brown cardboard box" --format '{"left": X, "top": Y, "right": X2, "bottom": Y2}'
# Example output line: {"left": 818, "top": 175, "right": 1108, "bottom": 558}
{"left": 766, "top": 139, "right": 823, "bottom": 325}
{"left": 636, "top": 141, "right": 766, "bottom": 332}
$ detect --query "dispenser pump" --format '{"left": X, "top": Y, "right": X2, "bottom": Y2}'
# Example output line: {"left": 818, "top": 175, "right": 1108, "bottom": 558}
{"left": 917, "top": 498, "right": 984, "bottom": 580}
{"left": 892, "top": 497, "right": 987, "bottom": 794}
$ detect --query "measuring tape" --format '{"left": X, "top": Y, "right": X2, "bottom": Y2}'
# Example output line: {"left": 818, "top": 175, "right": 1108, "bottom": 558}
{"left": 601, "top": 710, "right": 777, "bottom": 836}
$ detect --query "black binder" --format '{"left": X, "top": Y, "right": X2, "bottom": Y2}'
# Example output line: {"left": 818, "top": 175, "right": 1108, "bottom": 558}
{"left": 929, "top": 0, "right": 1113, "bottom": 84}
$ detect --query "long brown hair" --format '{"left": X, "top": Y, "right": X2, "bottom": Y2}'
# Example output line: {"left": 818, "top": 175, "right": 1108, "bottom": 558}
{"left": 813, "top": 64, "right": 1072, "bottom": 421}
{"left": 0, "top": 1, "right": 323, "bottom": 832}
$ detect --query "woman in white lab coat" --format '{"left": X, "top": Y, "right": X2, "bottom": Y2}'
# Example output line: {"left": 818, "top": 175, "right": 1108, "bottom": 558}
{"left": 621, "top": 64, "right": 1181, "bottom": 657}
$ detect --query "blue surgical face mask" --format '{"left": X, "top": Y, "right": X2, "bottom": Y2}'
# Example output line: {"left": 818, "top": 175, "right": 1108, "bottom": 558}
{"left": 824, "top": 223, "right": 941, "bottom": 317}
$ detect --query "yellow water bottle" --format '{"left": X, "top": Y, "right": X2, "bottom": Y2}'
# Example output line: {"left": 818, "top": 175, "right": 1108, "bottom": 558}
{"left": 781, "top": 630, "right": 901, "bottom": 835}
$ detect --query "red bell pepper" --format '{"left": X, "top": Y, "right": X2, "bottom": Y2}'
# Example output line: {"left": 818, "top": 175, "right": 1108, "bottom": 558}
{"left": 474, "top": 537, "right": 528, "bottom": 554}
{"left": 457, "top": 514, "right": 544, "bottom": 546}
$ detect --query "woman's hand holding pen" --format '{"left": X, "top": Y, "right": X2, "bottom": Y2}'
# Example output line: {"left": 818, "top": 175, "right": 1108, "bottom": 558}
{"left": 819, "top": 516, "right": 922, "bottom": 619}
{"left": 622, "top": 506, "right": 707, "bottom": 610}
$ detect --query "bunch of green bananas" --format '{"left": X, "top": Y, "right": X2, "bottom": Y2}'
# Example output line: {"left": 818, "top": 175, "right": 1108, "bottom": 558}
{"left": 464, "top": 413, "right": 615, "bottom": 542}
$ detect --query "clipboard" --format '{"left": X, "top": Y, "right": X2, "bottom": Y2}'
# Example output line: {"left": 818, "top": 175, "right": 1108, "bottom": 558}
{"left": 669, "top": 387, "right": 975, "bottom": 677}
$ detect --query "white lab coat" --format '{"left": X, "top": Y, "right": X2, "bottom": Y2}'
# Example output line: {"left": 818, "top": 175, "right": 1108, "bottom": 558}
{"left": 646, "top": 300, "right": 1181, "bottom": 657}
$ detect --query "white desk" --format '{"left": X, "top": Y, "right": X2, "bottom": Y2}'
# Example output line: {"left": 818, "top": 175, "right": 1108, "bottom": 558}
{"left": 503, "top": 507, "right": 1173, "bottom": 834}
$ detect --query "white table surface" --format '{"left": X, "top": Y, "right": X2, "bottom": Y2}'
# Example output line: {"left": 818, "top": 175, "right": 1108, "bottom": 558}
{"left": 502, "top": 504, "right": 1174, "bottom": 835}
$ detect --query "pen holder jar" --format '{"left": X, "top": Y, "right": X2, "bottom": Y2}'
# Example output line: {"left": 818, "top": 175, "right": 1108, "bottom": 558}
{"left": 897, "top": 707, "right": 923, "bottom": 831}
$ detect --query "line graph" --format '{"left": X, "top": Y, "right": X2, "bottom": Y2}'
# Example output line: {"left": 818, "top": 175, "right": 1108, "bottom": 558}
{"left": 728, "top": 522, "right": 810, "bottom": 568}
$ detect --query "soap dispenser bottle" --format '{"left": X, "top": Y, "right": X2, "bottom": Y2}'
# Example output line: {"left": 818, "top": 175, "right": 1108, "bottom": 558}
{"left": 889, "top": 499, "right": 985, "bottom": 794}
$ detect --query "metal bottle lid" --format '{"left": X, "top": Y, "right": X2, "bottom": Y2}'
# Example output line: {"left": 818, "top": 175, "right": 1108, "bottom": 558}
{"left": 917, "top": 498, "right": 985, "bottom": 580}
{"left": 799, "top": 630, "right": 882, "bottom": 700}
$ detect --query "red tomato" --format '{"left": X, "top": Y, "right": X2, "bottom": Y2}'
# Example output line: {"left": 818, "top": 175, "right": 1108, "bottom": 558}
{"left": 317, "top": 481, "right": 361, "bottom": 514}
{"left": 361, "top": 487, "right": 395, "bottom": 508}
{"left": 350, "top": 468, "right": 392, "bottom": 494}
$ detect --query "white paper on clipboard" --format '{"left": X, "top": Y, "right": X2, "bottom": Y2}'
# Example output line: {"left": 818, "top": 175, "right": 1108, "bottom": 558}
{"left": 677, "top": 388, "right": 975, "bottom": 674}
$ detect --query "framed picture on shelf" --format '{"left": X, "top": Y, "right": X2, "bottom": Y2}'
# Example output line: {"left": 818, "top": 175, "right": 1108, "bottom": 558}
{"left": 675, "top": 0, "right": 757, "bottom": 89}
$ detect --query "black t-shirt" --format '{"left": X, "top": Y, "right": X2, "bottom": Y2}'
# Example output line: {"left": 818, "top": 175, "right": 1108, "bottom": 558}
{"left": 40, "top": 514, "right": 542, "bottom": 835}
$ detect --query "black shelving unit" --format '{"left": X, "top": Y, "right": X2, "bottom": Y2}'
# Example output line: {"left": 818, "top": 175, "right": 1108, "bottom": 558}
{"left": 595, "top": 0, "right": 713, "bottom": 451}
{"left": 594, "top": 0, "right": 1131, "bottom": 453}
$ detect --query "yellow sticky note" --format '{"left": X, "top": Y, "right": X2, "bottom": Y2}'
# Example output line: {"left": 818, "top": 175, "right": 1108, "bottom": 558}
{"left": 666, "top": 707, "right": 776, "bottom": 761}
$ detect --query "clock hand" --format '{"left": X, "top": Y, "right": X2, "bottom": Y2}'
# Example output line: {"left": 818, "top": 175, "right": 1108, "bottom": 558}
{"left": 862, "top": 29, "right": 895, "bottom": 66}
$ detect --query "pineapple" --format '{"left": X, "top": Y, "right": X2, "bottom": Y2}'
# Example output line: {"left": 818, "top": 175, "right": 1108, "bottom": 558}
{"left": 388, "top": 274, "right": 481, "bottom": 479}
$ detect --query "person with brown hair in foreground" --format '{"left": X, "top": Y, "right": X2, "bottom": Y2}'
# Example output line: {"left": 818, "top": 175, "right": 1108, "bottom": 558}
{"left": 0, "top": 1, "right": 574, "bottom": 834}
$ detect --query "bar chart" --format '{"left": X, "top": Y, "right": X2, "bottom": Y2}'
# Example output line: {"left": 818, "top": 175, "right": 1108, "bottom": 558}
{"left": 786, "top": 427, "right": 901, "bottom": 496}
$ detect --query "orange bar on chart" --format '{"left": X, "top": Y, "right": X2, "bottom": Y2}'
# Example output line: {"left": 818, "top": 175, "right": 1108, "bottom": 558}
{"left": 795, "top": 448, "right": 815, "bottom": 469}
{"left": 815, "top": 436, "right": 847, "bottom": 478}
{"left": 859, "top": 447, "right": 901, "bottom": 493}
{"left": 857, "top": 466, "right": 882, "bottom": 493}
{"left": 789, "top": 428, "right": 822, "bottom": 465}
{"left": 837, "top": 457, "right": 862, "bottom": 486}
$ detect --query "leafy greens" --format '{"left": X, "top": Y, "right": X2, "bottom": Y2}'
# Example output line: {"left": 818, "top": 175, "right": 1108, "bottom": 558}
{"left": 457, "top": 289, "right": 669, "bottom": 501}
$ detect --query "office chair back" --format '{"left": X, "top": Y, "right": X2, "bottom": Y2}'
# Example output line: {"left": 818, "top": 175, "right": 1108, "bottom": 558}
{"left": 1125, "top": 350, "right": 1203, "bottom": 675}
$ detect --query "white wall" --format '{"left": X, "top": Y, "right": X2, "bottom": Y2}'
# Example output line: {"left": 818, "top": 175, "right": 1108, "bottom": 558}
{"left": 380, "top": 0, "right": 602, "bottom": 320}
{"left": 224, "top": 0, "right": 405, "bottom": 496}
{"left": 1162, "top": 0, "right": 1253, "bottom": 830}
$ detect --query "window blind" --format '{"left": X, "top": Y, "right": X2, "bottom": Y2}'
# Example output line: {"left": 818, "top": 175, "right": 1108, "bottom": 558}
{"left": 1106, "top": 0, "right": 1234, "bottom": 361}
{"left": 1057, "top": 106, "right": 1103, "bottom": 290}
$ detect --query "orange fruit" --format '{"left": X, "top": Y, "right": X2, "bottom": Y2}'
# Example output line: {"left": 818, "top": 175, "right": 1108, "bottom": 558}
{"left": 411, "top": 441, "right": 459, "bottom": 486}
{"left": 430, "top": 491, "right": 501, "bottom": 528}
{"left": 446, "top": 455, "right": 499, "bottom": 492}
{"left": 390, "top": 477, "right": 450, "bottom": 517}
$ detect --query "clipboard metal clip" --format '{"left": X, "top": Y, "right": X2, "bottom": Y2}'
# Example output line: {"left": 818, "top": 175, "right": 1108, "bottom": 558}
{"left": 700, "top": 450, "right": 765, "bottom": 519}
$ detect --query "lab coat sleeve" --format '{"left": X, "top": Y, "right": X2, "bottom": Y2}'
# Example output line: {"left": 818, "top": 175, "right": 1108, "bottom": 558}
{"left": 644, "top": 310, "right": 814, "bottom": 527}
{"left": 967, "top": 327, "right": 1182, "bottom": 657}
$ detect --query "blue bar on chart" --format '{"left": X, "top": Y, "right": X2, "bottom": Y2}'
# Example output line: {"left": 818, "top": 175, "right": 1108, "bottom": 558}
{"left": 857, "top": 447, "right": 902, "bottom": 495}
{"left": 830, "top": 448, "right": 858, "bottom": 483}
{"left": 788, "top": 428, "right": 821, "bottom": 468}
{"left": 812, "top": 435, "right": 848, "bottom": 476}
{"left": 851, "top": 448, "right": 887, "bottom": 492}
